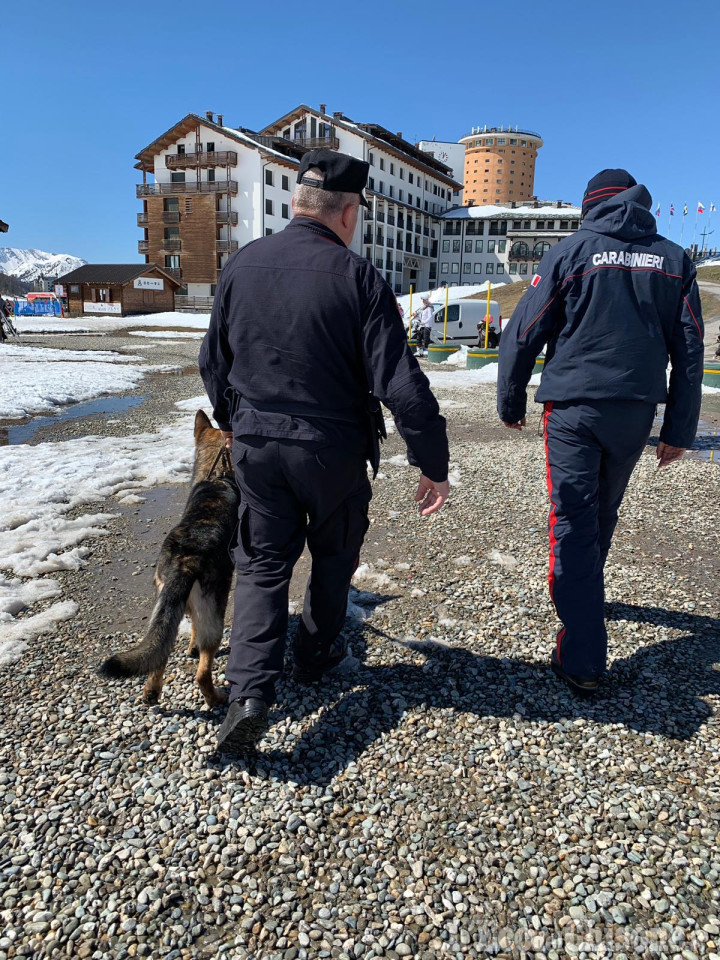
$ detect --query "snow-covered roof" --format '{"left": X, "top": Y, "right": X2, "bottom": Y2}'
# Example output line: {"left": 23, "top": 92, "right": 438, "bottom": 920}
{"left": 442, "top": 203, "right": 581, "bottom": 221}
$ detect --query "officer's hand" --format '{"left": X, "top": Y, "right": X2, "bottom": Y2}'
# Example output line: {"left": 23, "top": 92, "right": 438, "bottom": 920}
{"left": 414, "top": 475, "right": 450, "bottom": 516}
{"left": 221, "top": 430, "right": 233, "bottom": 450}
{"left": 656, "top": 441, "right": 686, "bottom": 468}
{"left": 502, "top": 417, "right": 526, "bottom": 431}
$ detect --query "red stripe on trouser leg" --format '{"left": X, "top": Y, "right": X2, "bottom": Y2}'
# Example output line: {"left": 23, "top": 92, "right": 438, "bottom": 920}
{"left": 543, "top": 402, "right": 558, "bottom": 601}
{"left": 556, "top": 627, "right": 566, "bottom": 664}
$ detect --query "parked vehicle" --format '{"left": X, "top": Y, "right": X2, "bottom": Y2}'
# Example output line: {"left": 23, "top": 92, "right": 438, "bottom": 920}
{"left": 430, "top": 299, "right": 502, "bottom": 346}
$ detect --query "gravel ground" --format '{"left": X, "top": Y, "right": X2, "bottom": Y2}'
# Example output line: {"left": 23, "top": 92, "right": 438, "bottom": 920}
{"left": 1, "top": 331, "right": 719, "bottom": 960}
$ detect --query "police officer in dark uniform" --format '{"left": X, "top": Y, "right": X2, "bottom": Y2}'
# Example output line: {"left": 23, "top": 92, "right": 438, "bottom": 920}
{"left": 497, "top": 169, "right": 704, "bottom": 697}
{"left": 199, "top": 150, "right": 450, "bottom": 749}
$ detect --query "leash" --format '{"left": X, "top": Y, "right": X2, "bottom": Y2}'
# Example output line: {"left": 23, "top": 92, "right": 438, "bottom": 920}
{"left": 205, "top": 445, "right": 234, "bottom": 481}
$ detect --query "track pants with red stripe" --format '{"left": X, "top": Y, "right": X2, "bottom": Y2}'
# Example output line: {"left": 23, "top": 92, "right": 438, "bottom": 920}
{"left": 543, "top": 399, "right": 656, "bottom": 677}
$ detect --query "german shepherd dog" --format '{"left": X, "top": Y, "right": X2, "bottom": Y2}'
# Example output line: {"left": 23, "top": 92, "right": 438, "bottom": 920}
{"left": 99, "top": 410, "right": 239, "bottom": 707}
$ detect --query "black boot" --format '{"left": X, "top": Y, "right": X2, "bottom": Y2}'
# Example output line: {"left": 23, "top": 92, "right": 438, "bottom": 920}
{"left": 293, "top": 634, "right": 356, "bottom": 684}
{"left": 217, "top": 698, "right": 268, "bottom": 751}
{"left": 551, "top": 649, "right": 599, "bottom": 698}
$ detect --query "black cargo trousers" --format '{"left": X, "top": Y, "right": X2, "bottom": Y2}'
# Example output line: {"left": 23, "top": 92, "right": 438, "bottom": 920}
{"left": 226, "top": 431, "right": 371, "bottom": 705}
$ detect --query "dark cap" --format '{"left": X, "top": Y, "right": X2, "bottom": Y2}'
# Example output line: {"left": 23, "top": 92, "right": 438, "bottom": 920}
{"left": 582, "top": 168, "right": 637, "bottom": 213}
{"left": 297, "top": 149, "right": 370, "bottom": 208}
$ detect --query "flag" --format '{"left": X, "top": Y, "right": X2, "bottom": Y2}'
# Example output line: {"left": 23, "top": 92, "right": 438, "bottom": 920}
{"left": 655, "top": 204, "right": 660, "bottom": 217}
{"left": 670, "top": 204, "right": 675, "bottom": 216}
{"left": 683, "top": 204, "right": 688, "bottom": 216}
{"left": 698, "top": 202, "right": 705, "bottom": 214}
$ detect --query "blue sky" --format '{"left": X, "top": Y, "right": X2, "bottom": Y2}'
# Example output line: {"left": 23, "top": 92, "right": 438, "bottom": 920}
{"left": 3, "top": 0, "right": 719, "bottom": 260}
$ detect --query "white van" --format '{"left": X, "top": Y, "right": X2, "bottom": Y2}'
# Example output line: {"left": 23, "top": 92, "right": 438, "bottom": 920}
{"left": 430, "top": 299, "right": 502, "bottom": 346}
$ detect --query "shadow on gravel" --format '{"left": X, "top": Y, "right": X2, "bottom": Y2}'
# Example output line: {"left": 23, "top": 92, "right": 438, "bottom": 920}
{"left": 211, "top": 602, "right": 719, "bottom": 787}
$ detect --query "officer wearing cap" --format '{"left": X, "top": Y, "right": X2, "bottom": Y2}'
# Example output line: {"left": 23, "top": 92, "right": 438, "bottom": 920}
{"left": 200, "top": 149, "right": 450, "bottom": 750}
{"left": 497, "top": 168, "right": 704, "bottom": 697}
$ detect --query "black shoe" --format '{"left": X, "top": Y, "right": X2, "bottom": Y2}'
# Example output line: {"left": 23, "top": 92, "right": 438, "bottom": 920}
{"left": 217, "top": 698, "right": 268, "bottom": 751}
{"left": 551, "top": 649, "right": 599, "bottom": 698}
{"left": 293, "top": 635, "right": 357, "bottom": 684}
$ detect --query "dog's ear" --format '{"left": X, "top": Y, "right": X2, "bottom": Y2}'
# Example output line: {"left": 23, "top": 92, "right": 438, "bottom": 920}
{"left": 194, "top": 409, "right": 212, "bottom": 440}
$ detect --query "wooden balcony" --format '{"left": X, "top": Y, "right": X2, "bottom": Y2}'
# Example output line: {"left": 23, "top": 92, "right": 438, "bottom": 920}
{"left": 216, "top": 210, "right": 238, "bottom": 226}
{"left": 136, "top": 181, "right": 238, "bottom": 197}
{"left": 162, "top": 238, "right": 182, "bottom": 252}
{"left": 216, "top": 240, "right": 239, "bottom": 253}
{"left": 138, "top": 240, "right": 149, "bottom": 254}
{"left": 162, "top": 211, "right": 180, "bottom": 223}
{"left": 165, "top": 150, "right": 238, "bottom": 169}
{"left": 163, "top": 267, "right": 183, "bottom": 280}
{"left": 137, "top": 212, "right": 148, "bottom": 226}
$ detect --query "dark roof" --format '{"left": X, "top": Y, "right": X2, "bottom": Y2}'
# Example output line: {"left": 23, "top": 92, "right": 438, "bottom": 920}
{"left": 58, "top": 263, "right": 181, "bottom": 286}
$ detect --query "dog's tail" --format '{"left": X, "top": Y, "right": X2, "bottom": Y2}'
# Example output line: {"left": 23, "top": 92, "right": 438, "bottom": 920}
{"left": 98, "top": 567, "right": 195, "bottom": 679}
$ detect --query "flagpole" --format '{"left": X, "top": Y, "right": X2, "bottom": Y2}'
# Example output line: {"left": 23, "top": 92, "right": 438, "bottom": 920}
{"left": 680, "top": 206, "right": 686, "bottom": 249}
{"left": 706, "top": 206, "right": 714, "bottom": 256}
{"left": 692, "top": 207, "right": 699, "bottom": 257}
{"left": 667, "top": 205, "right": 672, "bottom": 240}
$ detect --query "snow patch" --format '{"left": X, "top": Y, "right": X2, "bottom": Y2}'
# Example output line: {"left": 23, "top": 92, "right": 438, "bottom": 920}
{"left": 0, "top": 601, "right": 79, "bottom": 669}
{"left": 488, "top": 549, "right": 518, "bottom": 570}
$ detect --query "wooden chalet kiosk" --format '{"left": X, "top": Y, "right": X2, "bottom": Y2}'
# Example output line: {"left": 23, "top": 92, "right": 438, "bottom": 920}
{"left": 58, "top": 264, "right": 181, "bottom": 317}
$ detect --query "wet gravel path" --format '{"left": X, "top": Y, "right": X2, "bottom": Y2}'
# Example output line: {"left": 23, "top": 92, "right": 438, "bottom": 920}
{"left": 1, "top": 332, "right": 719, "bottom": 960}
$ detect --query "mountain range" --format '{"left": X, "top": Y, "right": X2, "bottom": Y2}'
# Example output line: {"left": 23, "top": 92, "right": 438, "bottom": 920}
{"left": 0, "top": 247, "right": 86, "bottom": 284}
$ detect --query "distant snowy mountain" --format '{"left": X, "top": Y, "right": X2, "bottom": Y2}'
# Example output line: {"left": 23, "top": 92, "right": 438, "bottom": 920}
{"left": 0, "top": 247, "right": 86, "bottom": 284}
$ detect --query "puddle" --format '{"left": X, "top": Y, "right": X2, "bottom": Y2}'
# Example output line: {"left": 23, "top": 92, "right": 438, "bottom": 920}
{"left": 0, "top": 395, "right": 145, "bottom": 446}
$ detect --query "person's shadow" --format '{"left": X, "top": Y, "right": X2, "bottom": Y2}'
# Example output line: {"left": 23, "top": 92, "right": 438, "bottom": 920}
{"left": 211, "top": 600, "right": 720, "bottom": 787}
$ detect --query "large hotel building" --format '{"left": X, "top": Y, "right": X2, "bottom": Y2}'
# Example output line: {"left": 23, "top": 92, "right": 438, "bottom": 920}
{"left": 135, "top": 107, "right": 462, "bottom": 304}
{"left": 135, "top": 110, "right": 575, "bottom": 301}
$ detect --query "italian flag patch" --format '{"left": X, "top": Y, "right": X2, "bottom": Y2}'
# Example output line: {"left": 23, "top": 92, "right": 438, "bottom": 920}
{"left": 531, "top": 274, "right": 542, "bottom": 288}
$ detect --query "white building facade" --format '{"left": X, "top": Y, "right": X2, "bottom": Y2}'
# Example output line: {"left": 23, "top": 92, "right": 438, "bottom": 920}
{"left": 135, "top": 107, "right": 462, "bottom": 299}
{"left": 436, "top": 202, "right": 581, "bottom": 286}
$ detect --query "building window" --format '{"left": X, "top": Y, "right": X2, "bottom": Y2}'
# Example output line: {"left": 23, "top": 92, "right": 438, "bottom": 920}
{"left": 164, "top": 198, "right": 179, "bottom": 212}
{"left": 485, "top": 138, "right": 492, "bottom": 145}
{"left": 536, "top": 220, "right": 545, "bottom": 230}
{"left": 380, "top": 158, "right": 385, "bottom": 170}
{"left": 282, "top": 175, "right": 289, "bottom": 191}
{"left": 442, "top": 239, "right": 450, "bottom": 252}
{"left": 463, "top": 262, "right": 471, "bottom": 274}
{"left": 475, "top": 239, "right": 483, "bottom": 252}
{"left": 282, "top": 203, "right": 289, "bottom": 219}
{"left": 389, "top": 185, "right": 394, "bottom": 198}
{"left": 171, "top": 172, "right": 185, "bottom": 183}
{"left": 408, "top": 193, "right": 412, "bottom": 205}
{"left": 265, "top": 228, "right": 273, "bottom": 236}
{"left": 70, "top": 284, "right": 80, "bottom": 293}
{"left": 474, "top": 263, "right": 483, "bottom": 274}
{"left": 498, "top": 240, "right": 506, "bottom": 252}
{"left": 265, "top": 199, "right": 273, "bottom": 215}
{"left": 452, "top": 240, "right": 461, "bottom": 252}
{"left": 465, "top": 239, "right": 473, "bottom": 252}
{"left": 165, "top": 255, "right": 180, "bottom": 269}
{"left": 369, "top": 177, "right": 375, "bottom": 190}
{"left": 519, "top": 262, "right": 528, "bottom": 274}
{"left": 571, "top": 220, "right": 580, "bottom": 229}
{"left": 390, "top": 163, "right": 394, "bottom": 175}
{"left": 521, "top": 140, "right": 527, "bottom": 147}
{"left": 379, "top": 181, "right": 384, "bottom": 193}
{"left": 486, "top": 263, "right": 494, "bottom": 274}
{"left": 510, "top": 138, "right": 517, "bottom": 145}
{"left": 399, "top": 189, "right": 404, "bottom": 202}
{"left": 369, "top": 152, "right": 374, "bottom": 166}
{"left": 164, "top": 227, "right": 179, "bottom": 238}
{"left": 451, "top": 263, "right": 459, "bottom": 274}
{"left": 487, "top": 240, "right": 495, "bottom": 252}
{"left": 512, "top": 220, "right": 522, "bottom": 229}
{"left": 509, "top": 263, "right": 518, "bottom": 274}
{"left": 207, "top": 169, "right": 215, "bottom": 182}
{"left": 265, "top": 169, "right": 273, "bottom": 186}
{"left": 497, "top": 264, "right": 505, "bottom": 274}
{"left": 497, "top": 138, "right": 506, "bottom": 145}
{"left": 489, "top": 221, "right": 508, "bottom": 235}
{"left": 207, "top": 142, "right": 215, "bottom": 152}
{"left": 441, "top": 262, "right": 449, "bottom": 274}
{"left": 409, "top": 173, "right": 414, "bottom": 185}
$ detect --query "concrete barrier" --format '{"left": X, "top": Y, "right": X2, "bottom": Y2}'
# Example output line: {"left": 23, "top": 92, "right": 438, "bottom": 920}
{"left": 427, "top": 345, "right": 460, "bottom": 364}
{"left": 703, "top": 363, "right": 720, "bottom": 388}
{"left": 467, "top": 349, "right": 499, "bottom": 369}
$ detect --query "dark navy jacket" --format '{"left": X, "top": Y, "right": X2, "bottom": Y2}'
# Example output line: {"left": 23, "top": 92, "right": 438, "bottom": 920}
{"left": 497, "top": 185, "right": 704, "bottom": 448}
{"left": 199, "top": 216, "right": 449, "bottom": 482}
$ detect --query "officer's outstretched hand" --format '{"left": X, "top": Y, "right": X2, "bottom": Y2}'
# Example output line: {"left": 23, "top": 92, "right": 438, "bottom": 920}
{"left": 656, "top": 441, "right": 686, "bottom": 468}
{"left": 221, "top": 430, "right": 233, "bottom": 450}
{"left": 415, "top": 475, "right": 450, "bottom": 516}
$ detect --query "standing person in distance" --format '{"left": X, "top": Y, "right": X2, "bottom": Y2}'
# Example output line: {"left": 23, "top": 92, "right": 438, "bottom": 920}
{"left": 199, "top": 149, "right": 450, "bottom": 751}
{"left": 417, "top": 295, "right": 435, "bottom": 357}
{"left": 497, "top": 169, "right": 704, "bottom": 697}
